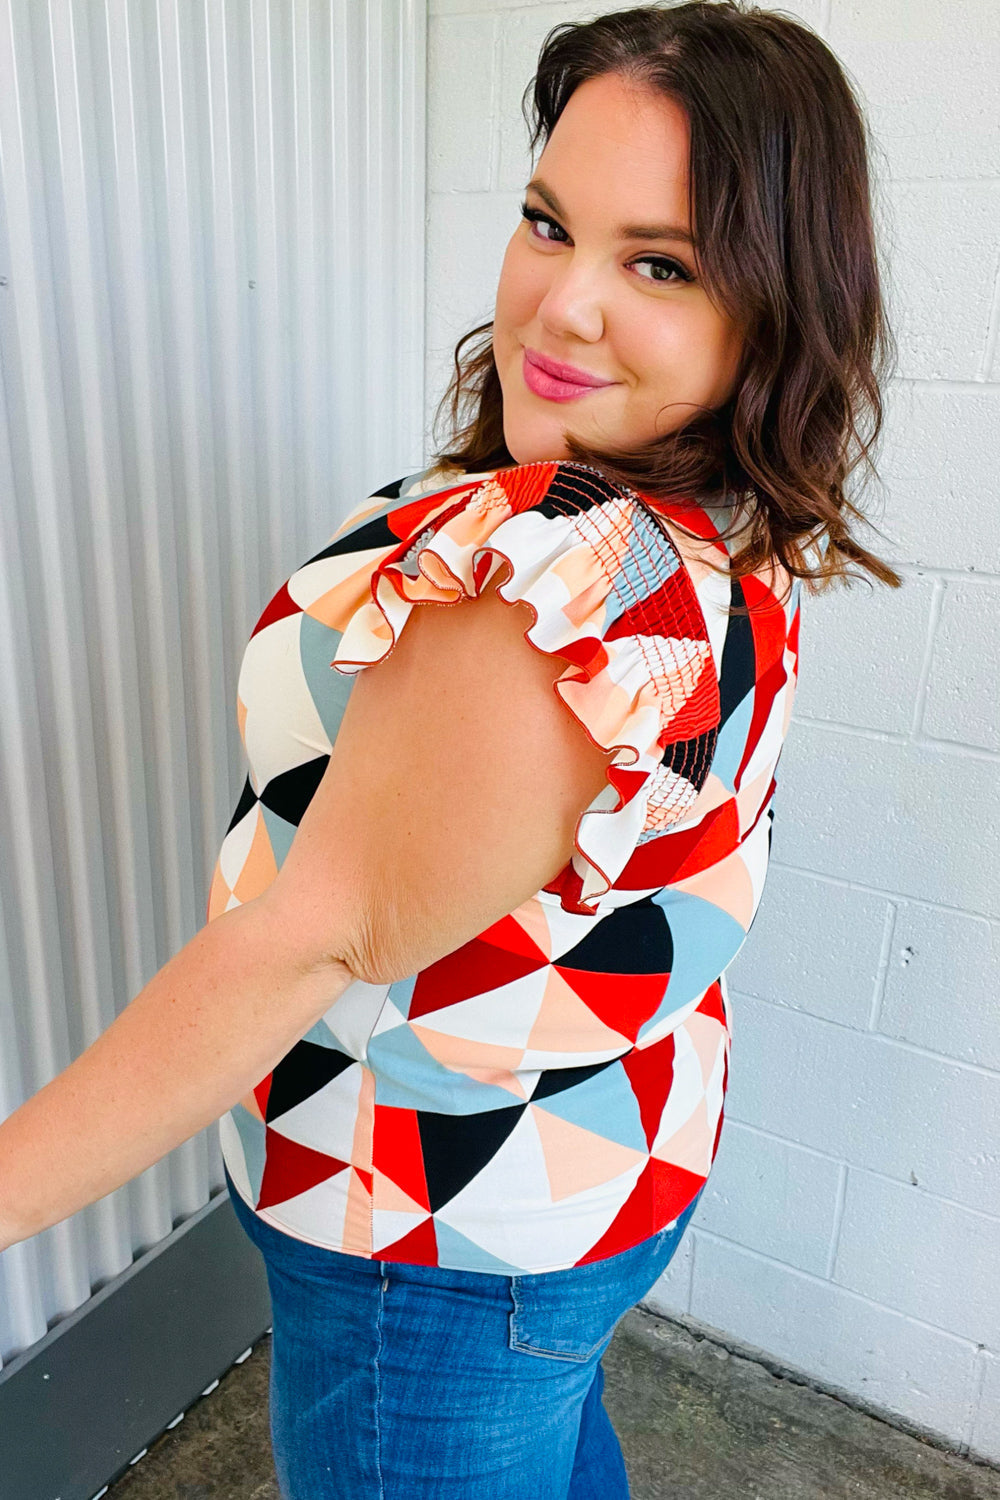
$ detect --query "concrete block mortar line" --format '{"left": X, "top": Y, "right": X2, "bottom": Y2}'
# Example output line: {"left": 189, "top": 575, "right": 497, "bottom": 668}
{"left": 626, "top": 1303, "right": 1000, "bottom": 1474}
{"left": 727, "top": 982, "right": 1000, "bottom": 1081}
{"left": 895, "top": 564, "right": 1000, "bottom": 584}
{"left": 915, "top": 734, "right": 1000, "bottom": 763}
{"left": 823, "top": 1158, "right": 850, "bottom": 1283}
{"left": 976, "top": 236, "right": 1000, "bottom": 381}
{"left": 791, "top": 711, "right": 1000, "bottom": 762}
{"left": 895, "top": 376, "right": 1000, "bottom": 390}
{"left": 865, "top": 897, "right": 899, "bottom": 1032}
{"left": 489, "top": 13, "right": 502, "bottom": 191}
{"left": 766, "top": 856, "right": 1000, "bottom": 922}
{"left": 683, "top": 1222, "right": 990, "bottom": 1348}
{"left": 908, "top": 574, "right": 947, "bottom": 738}
{"left": 965, "top": 1345, "right": 994, "bottom": 1456}
{"left": 718, "top": 1115, "right": 1000, "bottom": 1229}
{"left": 889, "top": 176, "right": 1000, "bottom": 185}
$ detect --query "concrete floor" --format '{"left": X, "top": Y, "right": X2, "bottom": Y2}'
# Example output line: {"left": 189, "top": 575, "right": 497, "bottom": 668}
{"left": 107, "top": 1307, "right": 1000, "bottom": 1499}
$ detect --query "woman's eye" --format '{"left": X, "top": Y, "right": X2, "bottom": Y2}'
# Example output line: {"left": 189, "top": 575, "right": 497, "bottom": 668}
{"left": 519, "top": 204, "right": 568, "bottom": 244}
{"left": 518, "top": 202, "right": 692, "bottom": 285}
{"left": 631, "top": 256, "right": 693, "bottom": 285}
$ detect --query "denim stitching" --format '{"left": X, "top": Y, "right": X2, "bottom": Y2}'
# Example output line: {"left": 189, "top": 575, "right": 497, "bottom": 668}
{"left": 508, "top": 1277, "right": 605, "bottom": 1362}
{"left": 374, "top": 1267, "right": 387, "bottom": 1499}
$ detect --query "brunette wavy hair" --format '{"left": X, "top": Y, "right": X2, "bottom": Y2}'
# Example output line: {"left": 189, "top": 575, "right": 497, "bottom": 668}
{"left": 428, "top": 0, "right": 903, "bottom": 598}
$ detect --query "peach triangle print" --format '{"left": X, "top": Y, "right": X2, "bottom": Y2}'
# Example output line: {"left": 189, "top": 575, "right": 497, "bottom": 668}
{"left": 301, "top": 563, "right": 388, "bottom": 631}
{"left": 652, "top": 1095, "right": 713, "bottom": 1178}
{"left": 408, "top": 1026, "right": 525, "bottom": 1080}
{"left": 373, "top": 1166, "right": 429, "bottom": 1217}
{"left": 531, "top": 1106, "right": 647, "bottom": 1202}
{"left": 231, "top": 805, "right": 279, "bottom": 904}
{"left": 527, "top": 967, "right": 632, "bottom": 1056}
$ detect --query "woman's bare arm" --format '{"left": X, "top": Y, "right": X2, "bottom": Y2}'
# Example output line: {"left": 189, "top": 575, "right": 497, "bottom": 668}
{"left": 265, "top": 568, "right": 616, "bottom": 985}
{"left": 0, "top": 900, "right": 355, "bottom": 1250}
{"left": 0, "top": 571, "right": 614, "bottom": 1250}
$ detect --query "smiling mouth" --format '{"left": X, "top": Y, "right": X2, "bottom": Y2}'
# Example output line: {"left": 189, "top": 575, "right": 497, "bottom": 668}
{"left": 521, "top": 350, "right": 616, "bottom": 403}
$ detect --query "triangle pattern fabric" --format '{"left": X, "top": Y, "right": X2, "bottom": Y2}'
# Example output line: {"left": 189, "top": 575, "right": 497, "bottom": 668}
{"left": 212, "top": 461, "right": 802, "bottom": 1272}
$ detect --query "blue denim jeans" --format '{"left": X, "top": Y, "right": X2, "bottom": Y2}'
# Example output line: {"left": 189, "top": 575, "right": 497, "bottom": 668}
{"left": 224, "top": 1162, "right": 702, "bottom": 1498}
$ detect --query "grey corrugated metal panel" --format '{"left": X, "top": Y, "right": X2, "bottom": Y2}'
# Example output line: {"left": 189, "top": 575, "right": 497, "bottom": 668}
{"left": 0, "top": 0, "right": 425, "bottom": 1374}
{"left": 397, "top": 0, "right": 427, "bottom": 438}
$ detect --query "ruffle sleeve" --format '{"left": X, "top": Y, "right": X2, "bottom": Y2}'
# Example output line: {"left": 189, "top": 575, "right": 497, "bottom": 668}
{"left": 330, "top": 460, "right": 720, "bottom": 916}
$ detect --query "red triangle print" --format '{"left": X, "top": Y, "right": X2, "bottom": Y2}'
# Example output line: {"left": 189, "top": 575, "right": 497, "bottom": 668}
{"left": 256, "top": 1128, "right": 349, "bottom": 1210}
{"left": 735, "top": 652, "right": 788, "bottom": 788}
{"left": 581, "top": 1155, "right": 705, "bottom": 1261}
{"left": 788, "top": 596, "right": 801, "bottom": 661}
{"left": 407, "top": 936, "right": 548, "bottom": 1019}
{"left": 697, "top": 979, "right": 728, "bottom": 1030}
{"left": 544, "top": 860, "right": 596, "bottom": 916}
{"left": 646, "top": 1156, "right": 707, "bottom": 1222}
{"left": 711, "top": 1102, "right": 726, "bottom": 1162}
{"left": 376, "top": 1213, "right": 439, "bottom": 1267}
{"left": 640, "top": 494, "right": 724, "bottom": 551}
{"left": 742, "top": 572, "right": 788, "bottom": 672}
{"left": 252, "top": 1075, "right": 273, "bottom": 1118}
{"left": 621, "top": 800, "right": 739, "bottom": 890}
{"left": 576, "top": 1169, "right": 658, "bottom": 1262}
{"left": 606, "top": 763, "right": 648, "bottom": 809}
{"left": 609, "top": 561, "right": 707, "bottom": 646}
{"left": 552, "top": 633, "right": 609, "bottom": 677}
{"left": 385, "top": 483, "right": 482, "bottom": 543}
{"left": 621, "top": 1033, "right": 677, "bottom": 1147}
{"left": 499, "top": 462, "right": 560, "bottom": 512}
{"left": 374, "top": 1105, "right": 430, "bottom": 1211}
{"left": 477, "top": 909, "right": 553, "bottom": 964}
{"left": 250, "top": 580, "right": 302, "bottom": 639}
{"left": 662, "top": 657, "right": 720, "bottom": 740}
{"left": 556, "top": 965, "right": 668, "bottom": 1044}
{"left": 474, "top": 548, "right": 513, "bottom": 593}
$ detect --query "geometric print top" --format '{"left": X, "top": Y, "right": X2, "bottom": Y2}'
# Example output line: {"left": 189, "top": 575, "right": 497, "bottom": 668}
{"left": 213, "top": 459, "right": 802, "bottom": 1273}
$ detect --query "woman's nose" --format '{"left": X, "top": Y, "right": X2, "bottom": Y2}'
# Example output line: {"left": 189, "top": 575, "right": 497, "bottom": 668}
{"left": 535, "top": 261, "right": 607, "bottom": 344}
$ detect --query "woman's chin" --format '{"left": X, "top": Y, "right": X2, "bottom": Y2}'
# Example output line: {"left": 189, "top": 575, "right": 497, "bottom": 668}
{"left": 501, "top": 421, "right": 574, "bottom": 467}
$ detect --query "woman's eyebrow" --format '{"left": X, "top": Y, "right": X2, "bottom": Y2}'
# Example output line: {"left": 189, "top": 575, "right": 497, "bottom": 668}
{"left": 524, "top": 177, "right": 696, "bottom": 245}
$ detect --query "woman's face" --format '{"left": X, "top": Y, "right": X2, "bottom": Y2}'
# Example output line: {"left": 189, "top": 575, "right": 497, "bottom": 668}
{"left": 493, "top": 72, "right": 744, "bottom": 465}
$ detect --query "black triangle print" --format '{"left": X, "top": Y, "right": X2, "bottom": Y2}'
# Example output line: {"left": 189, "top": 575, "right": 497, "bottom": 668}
{"left": 370, "top": 474, "right": 410, "bottom": 500}
{"left": 556, "top": 898, "right": 674, "bottom": 976}
{"left": 306, "top": 512, "right": 402, "bottom": 565}
{"left": 530, "top": 1055, "right": 619, "bottom": 1102}
{"left": 718, "top": 576, "right": 756, "bottom": 728}
{"left": 660, "top": 728, "right": 718, "bottom": 789}
{"left": 266, "top": 1040, "right": 357, "bottom": 1121}
{"left": 537, "top": 462, "right": 623, "bottom": 521}
{"left": 301, "top": 474, "right": 412, "bottom": 566}
{"left": 226, "top": 774, "right": 259, "bottom": 835}
{"left": 418, "top": 1104, "right": 527, "bottom": 1212}
{"left": 259, "top": 755, "right": 329, "bottom": 826}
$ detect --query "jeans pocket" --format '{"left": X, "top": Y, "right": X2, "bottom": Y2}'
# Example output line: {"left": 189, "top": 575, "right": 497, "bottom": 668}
{"left": 508, "top": 1216, "right": 692, "bottom": 1364}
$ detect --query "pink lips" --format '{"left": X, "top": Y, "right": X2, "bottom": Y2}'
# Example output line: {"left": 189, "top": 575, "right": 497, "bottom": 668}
{"left": 522, "top": 348, "right": 616, "bottom": 402}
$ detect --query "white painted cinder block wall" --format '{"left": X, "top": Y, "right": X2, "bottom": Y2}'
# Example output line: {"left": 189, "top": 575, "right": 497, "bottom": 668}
{"left": 424, "top": 0, "right": 1000, "bottom": 1464}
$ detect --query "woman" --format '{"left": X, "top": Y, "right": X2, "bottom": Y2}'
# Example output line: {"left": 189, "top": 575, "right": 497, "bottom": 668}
{"left": 0, "top": 2, "right": 902, "bottom": 1495}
